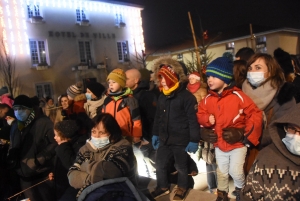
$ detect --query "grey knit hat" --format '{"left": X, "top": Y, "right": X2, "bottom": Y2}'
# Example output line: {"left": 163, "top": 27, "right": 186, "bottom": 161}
{"left": 67, "top": 82, "right": 83, "bottom": 99}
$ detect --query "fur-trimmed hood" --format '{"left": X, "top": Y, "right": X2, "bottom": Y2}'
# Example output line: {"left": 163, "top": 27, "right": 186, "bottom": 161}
{"left": 151, "top": 56, "right": 187, "bottom": 85}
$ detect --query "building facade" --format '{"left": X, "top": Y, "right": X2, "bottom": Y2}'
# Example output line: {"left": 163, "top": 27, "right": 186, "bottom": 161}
{"left": 0, "top": 0, "right": 144, "bottom": 101}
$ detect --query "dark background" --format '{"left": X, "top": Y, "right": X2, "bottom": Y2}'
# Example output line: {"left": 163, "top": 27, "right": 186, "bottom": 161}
{"left": 116, "top": 0, "right": 300, "bottom": 49}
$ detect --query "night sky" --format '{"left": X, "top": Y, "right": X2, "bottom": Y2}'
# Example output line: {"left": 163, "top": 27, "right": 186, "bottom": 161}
{"left": 118, "top": 0, "right": 300, "bottom": 50}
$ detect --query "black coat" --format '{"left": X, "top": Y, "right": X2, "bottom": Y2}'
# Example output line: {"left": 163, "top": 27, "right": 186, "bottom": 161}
{"left": 153, "top": 83, "right": 200, "bottom": 146}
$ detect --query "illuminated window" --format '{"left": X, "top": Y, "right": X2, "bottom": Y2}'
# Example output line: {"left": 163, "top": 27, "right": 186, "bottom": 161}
{"left": 226, "top": 42, "right": 235, "bottom": 50}
{"left": 177, "top": 54, "right": 183, "bottom": 61}
{"left": 78, "top": 41, "right": 92, "bottom": 64}
{"left": 115, "top": 14, "right": 124, "bottom": 25}
{"left": 29, "top": 40, "right": 48, "bottom": 66}
{"left": 35, "top": 82, "right": 53, "bottom": 99}
{"left": 76, "top": 9, "right": 87, "bottom": 22}
{"left": 27, "top": 4, "right": 41, "bottom": 18}
{"left": 117, "top": 41, "right": 129, "bottom": 62}
{"left": 256, "top": 36, "right": 267, "bottom": 53}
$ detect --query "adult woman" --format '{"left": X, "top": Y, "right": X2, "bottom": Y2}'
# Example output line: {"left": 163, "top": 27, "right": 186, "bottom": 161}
{"left": 43, "top": 96, "right": 57, "bottom": 123}
{"left": 55, "top": 94, "right": 69, "bottom": 123}
{"left": 84, "top": 82, "right": 106, "bottom": 118}
{"left": 242, "top": 53, "right": 296, "bottom": 172}
{"left": 67, "top": 113, "right": 137, "bottom": 198}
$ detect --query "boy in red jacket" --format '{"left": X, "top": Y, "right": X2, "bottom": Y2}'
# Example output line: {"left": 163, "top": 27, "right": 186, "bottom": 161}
{"left": 197, "top": 57, "right": 262, "bottom": 201}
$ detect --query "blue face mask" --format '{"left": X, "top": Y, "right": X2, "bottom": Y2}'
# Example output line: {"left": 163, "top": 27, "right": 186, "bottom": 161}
{"left": 85, "top": 93, "right": 92, "bottom": 101}
{"left": 14, "top": 110, "right": 30, "bottom": 122}
{"left": 90, "top": 136, "right": 110, "bottom": 149}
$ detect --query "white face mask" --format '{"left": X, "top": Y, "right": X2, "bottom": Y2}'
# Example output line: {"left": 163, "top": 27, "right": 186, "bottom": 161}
{"left": 90, "top": 136, "right": 110, "bottom": 149}
{"left": 282, "top": 133, "right": 300, "bottom": 156}
{"left": 247, "top": 72, "right": 266, "bottom": 87}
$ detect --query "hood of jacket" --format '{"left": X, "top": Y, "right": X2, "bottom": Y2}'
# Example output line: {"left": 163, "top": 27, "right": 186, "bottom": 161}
{"left": 152, "top": 56, "right": 188, "bottom": 85}
{"left": 268, "top": 103, "right": 300, "bottom": 165}
{"left": 74, "top": 94, "right": 87, "bottom": 102}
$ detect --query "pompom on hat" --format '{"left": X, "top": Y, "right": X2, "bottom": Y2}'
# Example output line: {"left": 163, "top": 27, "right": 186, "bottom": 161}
{"left": 55, "top": 120, "right": 79, "bottom": 139}
{"left": 67, "top": 81, "right": 83, "bottom": 99}
{"left": 158, "top": 65, "right": 179, "bottom": 88}
{"left": 86, "top": 82, "right": 106, "bottom": 98}
{"left": 107, "top": 68, "right": 126, "bottom": 88}
{"left": 206, "top": 57, "right": 234, "bottom": 84}
{"left": 13, "top": 95, "right": 33, "bottom": 109}
{"left": 189, "top": 72, "right": 201, "bottom": 81}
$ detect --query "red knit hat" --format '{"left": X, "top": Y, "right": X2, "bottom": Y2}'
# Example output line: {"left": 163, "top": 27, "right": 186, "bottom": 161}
{"left": 189, "top": 72, "right": 201, "bottom": 81}
{"left": 158, "top": 65, "right": 179, "bottom": 88}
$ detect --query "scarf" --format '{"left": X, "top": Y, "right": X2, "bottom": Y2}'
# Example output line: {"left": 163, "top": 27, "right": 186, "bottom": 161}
{"left": 17, "top": 110, "right": 35, "bottom": 131}
{"left": 162, "top": 82, "right": 179, "bottom": 95}
{"left": 242, "top": 80, "right": 277, "bottom": 110}
{"left": 109, "top": 87, "right": 133, "bottom": 101}
{"left": 187, "top": 82, "right": 201, "bottom": 93}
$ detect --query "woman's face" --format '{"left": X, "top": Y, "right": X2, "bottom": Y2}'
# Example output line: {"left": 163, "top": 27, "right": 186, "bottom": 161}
{"left": 248, "top": 58, "right": 270, "bottom": 78}
{"left": 285, "top": 124, "right": 300, "bottom": 136}
{"left": 91, "top": 122, "right": 110, "bottom": 138}
{"left": 86, "top": 88, "right": 97, "bottom": 99}
{"left": 60, "top": 97, "right": 69, "bottom": 109}
{"left": 47, "top": 99, "right": 54, "bottom": 106}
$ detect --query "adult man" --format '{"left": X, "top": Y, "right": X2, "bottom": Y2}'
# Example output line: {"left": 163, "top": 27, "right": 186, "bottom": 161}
{"left": 7, "top": 95, "right": 57, "bottom": 201}
{"left": 126, "top": 68, "right": 157, "bottom": 178}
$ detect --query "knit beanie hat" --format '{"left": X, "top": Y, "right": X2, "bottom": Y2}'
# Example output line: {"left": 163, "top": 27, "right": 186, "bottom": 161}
{"left": 189, "top": 72, "right": 201, "bottom": 81}
{"left": 107, "top": 68, "right": 126, "bottom": 88}
{"left": 86, "top": 82, "right": 106, "bottom": 98}
{"left": 13, "top": 95, "right": 33, "bottom": 109}
{"left": 158, "top": 65, "right": 179, "bottom": 88}
{"left": 67, "top": 81, "right": 83, "bottom": 99}
{"left": 0, "top": 86, "right": 8, "bottom": 96}
{"left": 273, "top": 48, "right": 294, "bottom": 75}
{"left": 55, "top": 120, "right": 79, "bottom": 139}
{"left": 206, "top": 57, "right": 233, "bottom": 84}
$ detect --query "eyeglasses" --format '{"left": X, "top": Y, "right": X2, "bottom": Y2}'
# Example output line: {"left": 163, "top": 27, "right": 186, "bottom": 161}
{"left": 284, "top": 126, "right": 300, "bottom": 135}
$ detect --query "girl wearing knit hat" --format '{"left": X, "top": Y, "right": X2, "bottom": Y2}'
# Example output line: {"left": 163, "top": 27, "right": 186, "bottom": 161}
{"left": 84, "top": 82, "right": 106, "bottom": 118}
{"left": 151, "top": 56, "right": 200, "bottom": 201}
{"left": 102, "top": 68, "right": 142, "bottom": 143}
{"left": 187, "top": 71, "right": 208, "bottom": 103}
{"left": 197, "top": 57, "right": 263, "bottom": 201}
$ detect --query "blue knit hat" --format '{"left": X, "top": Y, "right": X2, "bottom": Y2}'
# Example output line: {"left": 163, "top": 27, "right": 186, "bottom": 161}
{"left": 206, "top": 57, "right": 233, "bottom": 84}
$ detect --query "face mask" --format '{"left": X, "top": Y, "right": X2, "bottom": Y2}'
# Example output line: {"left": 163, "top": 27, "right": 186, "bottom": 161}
{"left": 247, "top": 72, "right": 266, "bottom": 87}
{"left": 7, "top": 119, "right": 14, "bottom": 126}
{"left": 282, "top": 134, "right": 300, "bottom": 156}
{"left": 90, "top": 136, "right": 110, "bottom": 149}
{"left": 14, "top": 110, "right": 30, "bottom": 122}
{"left": 85, "top": 93, "right": 92, "bottom": 101}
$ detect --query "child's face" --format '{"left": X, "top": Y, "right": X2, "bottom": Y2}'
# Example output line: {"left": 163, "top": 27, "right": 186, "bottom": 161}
{"left": 108, "top": 79, "right": 122, "bottom": 93}
{"left": 189, "top": 77, "right": 198, "bottom": 85}
{"left": 248, "top": 58, "right": 270, "bottom": 78}
{"left": 160, "top": 76, "right": 169, "bottom": 90}
{"left": 54, "top": 129, "right": 63, "bottom": 144}
{"left": 207, "top": 76, "right": 227, "bottom": 93}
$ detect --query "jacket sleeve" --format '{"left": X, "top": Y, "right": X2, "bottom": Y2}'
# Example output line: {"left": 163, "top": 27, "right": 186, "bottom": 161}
{"left": 184, "top": 93, "right": 200, "bottom": 143}
{"left": 126, "top": 97, "right": 142, "bottom": 138}
{"left": 197, "top": 96, "right": 213, "bottom": 128}
{"left": 241, "top": 93, "right": 263, "bottom": 146}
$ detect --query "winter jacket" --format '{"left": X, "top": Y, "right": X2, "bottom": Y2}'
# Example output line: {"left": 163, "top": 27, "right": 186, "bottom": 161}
{"left": 65, "top": 94, "right": 87, "bottom": 120}
{"left": 84, "top": 95, "right": 106, "bottom": 119}
{"left": 9, "top": 113, "right": 56, "bottom": 179}
{"left": 197, "top": 86, "right": 263, "bottom": 152}
{"left": 132, "top": 80, "right": 157, "bottom": 141}
{"left": 153, "top": 83, "right": 200, "bottom": 146}
{"left": 240, "top": 104, "right": 300, "bottom": 201}
{"left": 102, "top": 90, "right": 142, "bottom": 139}
{"left": 67, "top": 139, "right": 137, "bottom": 190}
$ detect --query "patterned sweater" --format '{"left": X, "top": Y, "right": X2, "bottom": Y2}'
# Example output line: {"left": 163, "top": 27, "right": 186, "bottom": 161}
{"left": 240, "top": 106, "right": 300, "bottom": 201}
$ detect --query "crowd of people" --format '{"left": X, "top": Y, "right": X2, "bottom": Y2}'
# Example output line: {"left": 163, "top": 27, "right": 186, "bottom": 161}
{"left": 0, "top": 46, "right": 299, "bottom": 201}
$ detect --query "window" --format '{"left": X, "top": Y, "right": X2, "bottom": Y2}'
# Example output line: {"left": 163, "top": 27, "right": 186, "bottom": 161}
{"left": 177, "top": 54, "right": 183, "bottom": 61}
{"left": 78, "top": 41, "right": 92, "bottom": 64}
{"left": 226, "top": 42, "right": 235, "bottom": 50}
{"left": 29, "top": 39, "right": 48, "bottom": 66}
{"left": 35, "top": 82, "right": 53, "bottom": 99}
{"left": 117, "top": 41, "right": 129, "bottom": 62}
{"left": 27, "top": 4, "right": 41, "bottom": 18}
{"left": 76, "top": 9, "right": 87, "bottom": 22}
{"left": 115, "top": 14, "right": 124, "bottom": 25}
{"left": 256, "top": 36, "right": 267, "bottom": 53}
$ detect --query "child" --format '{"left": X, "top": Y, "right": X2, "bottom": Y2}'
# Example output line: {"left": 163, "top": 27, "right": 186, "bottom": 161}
{"left": 197, "top": 57, "right": 262, "bottom": 201}
{"left": 102, "top": 68, "right": 142, "bottom": 143}
{"left": 151, "top": 56, "right": 200, "bottom": 201}
{"left": 187, "top": 71, "right": 207, "bottom": 103}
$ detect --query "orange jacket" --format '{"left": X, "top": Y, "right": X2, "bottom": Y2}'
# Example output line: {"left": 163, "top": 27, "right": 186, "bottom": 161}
{"left": 102, "top": 95, "right": 142, "bottom": 138}
{"left": 197, "top": 86, "right": 263, "bottom": 152}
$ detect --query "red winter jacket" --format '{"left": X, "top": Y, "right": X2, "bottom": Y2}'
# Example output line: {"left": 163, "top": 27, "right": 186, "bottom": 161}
{"left": 197, "top": 86, "right": 263, "bottom": 152}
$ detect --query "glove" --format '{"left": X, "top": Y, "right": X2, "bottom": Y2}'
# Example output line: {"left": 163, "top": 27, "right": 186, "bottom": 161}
{"left": 222, "top": 127, "right": 244, "bottom": 144}
{"left": 152, "top": 135, "right": 160, "bottom": 150}
{"left": 185, "top": 142, "right": 198, "bottom": 154}
{"left": 200, "top": 128, "right": 218, "bottom": 143}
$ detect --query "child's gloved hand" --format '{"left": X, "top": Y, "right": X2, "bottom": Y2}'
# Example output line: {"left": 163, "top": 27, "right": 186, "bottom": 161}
{"left": 185, "top": 142, "right": 198, "bottom": 153}
{"left": 200, "top": 128, "right": 218, "bottom": 143}
{"left": 222, "top": 127, "right": 244, "bottom": 144}
{"left": 152, "top": 135, "right": 160, "bottom": 150}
